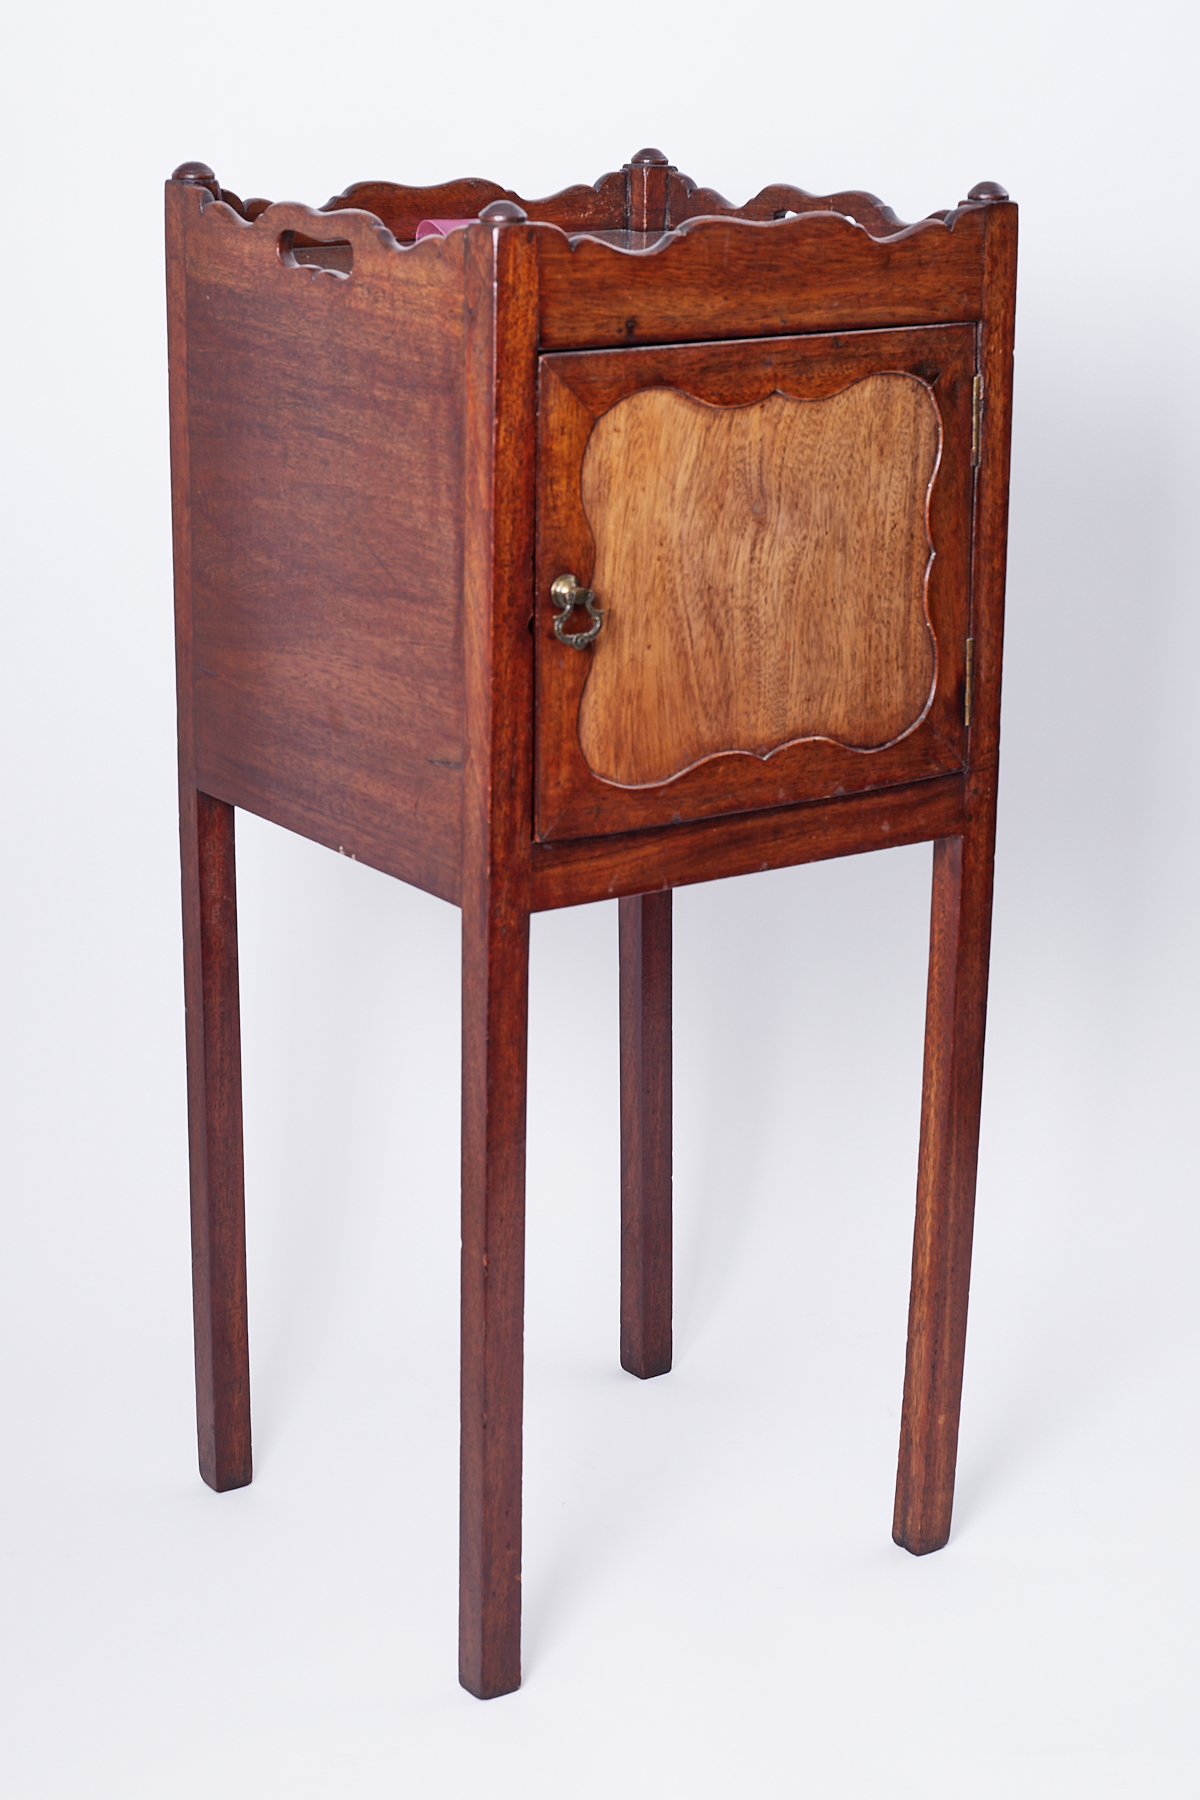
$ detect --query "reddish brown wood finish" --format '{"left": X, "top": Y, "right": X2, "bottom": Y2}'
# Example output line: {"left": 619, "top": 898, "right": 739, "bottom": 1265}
{"left": 169, "top": 181, "right": 252, "bottom": 1492}
{"left": 893, "top": 811, "right": 995, "bottom": 1552}
{"left": 536, "top": 207, "right": 988, "bottom": 351}
{"left": 668, "top": 177, "right": 907, "bottom": 234}
{"left": 969, "top": 197, "right": 1018, "bottom": 781}
{"left": 536, "top": 328, "right": 976, "bottom": 841}
{"left": 175, "top": 187, "right": 467, "bottom": 904}
{"left": 167, "top": 152, "right": 1016, "bottom": 1694}
{"left": 626, "top": 147, "right": 671, "bottom": 233}
{"left": 179, "top": 793, "right": 252, "bottom": 1491}
{"left": 575, "top": 376, "right": 939, "bottom": 784}
{"left": 892, "top": 189, "right": 1016, "bottom": 1554}
{"left": 619, "top": 893, "right": 673, "bottom": 1379}
{"left": 323, "top": 172, "right": 629, "bottom": 239}
{"left": 458, "top": 211, "right": 538, "bottom": 1700}
{"left": 318, "top": 159, "right": 930, "bottom": 244}
{"left": 530, "top": 774, "right": 968, "bottom": 913}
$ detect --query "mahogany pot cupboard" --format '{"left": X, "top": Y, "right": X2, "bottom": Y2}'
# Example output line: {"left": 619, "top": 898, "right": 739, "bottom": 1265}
{"left": 165, "top": 149, "right": 1017, "bottom": 1698}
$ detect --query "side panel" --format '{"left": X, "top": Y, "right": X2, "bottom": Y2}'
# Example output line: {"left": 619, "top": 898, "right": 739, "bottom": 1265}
{"left": 177, "top": 189, "right": 466, "bottom": 902}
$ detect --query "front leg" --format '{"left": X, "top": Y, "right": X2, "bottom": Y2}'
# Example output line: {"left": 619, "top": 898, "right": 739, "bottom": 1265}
{"left": 893, "top": 816, "right": 996, "bottom": 1554}
{"left": 459, "top": 889, "right": 530, "bottom": 1699}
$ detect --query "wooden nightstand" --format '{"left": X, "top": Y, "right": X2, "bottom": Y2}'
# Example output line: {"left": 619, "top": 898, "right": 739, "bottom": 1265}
{"left": 166, "top": 148, "right": 1016, "bottom": 1697}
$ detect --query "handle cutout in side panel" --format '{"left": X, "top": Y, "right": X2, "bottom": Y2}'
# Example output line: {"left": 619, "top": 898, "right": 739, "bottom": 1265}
{"left": 278, "top": 229, "right": 353, "bottom": 278}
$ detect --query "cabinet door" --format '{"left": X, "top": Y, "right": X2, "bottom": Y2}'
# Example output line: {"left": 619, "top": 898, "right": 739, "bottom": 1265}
{"left": 535, "top": 326, "right": 977, "bottom": 842}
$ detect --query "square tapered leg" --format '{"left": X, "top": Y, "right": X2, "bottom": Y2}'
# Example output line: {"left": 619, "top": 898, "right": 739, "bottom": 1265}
{"left": 893, "top": 813, "right": 996, "bottom": 1554}
{"left": 459, "top": 890, "right": 530, "bottom": 1698}
{"left": 619, "top": 891, "right": 673, "bottom": 1380}
{"left": 180, "top": 790, "right": 252, "bottom": 1493}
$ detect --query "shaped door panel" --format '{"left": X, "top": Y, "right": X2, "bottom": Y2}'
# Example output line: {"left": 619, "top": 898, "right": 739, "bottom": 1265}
{"left": 536, "top": 326, "right": 977, "bottom": 841}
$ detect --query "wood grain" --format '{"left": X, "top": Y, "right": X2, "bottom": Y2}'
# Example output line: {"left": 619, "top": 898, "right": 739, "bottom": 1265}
{"left": 323, "top": 172, "right": 628, "bottom": 239}
{"left": 893, "top": 774, "right": 997, "bottom": 1553}
{"left": 891, "top": 201, "right": 1017, "bottom": 1554}
{"left": 627, "top": 148, "right": 671, "bottom": 233}
{"left": 530, "top": 773, "right": 967, "bottom": 912}
{"left": 319, "top": 157, "right": 989, "bottom": 247}
{"left": 667, "top": 178, "right": 907, "bottom": 235}
{"left": 536, "top": 207, "right": 988, "bottom": 351}
{"left": 180, "top": 791, "right": 252, "bottom": 1492}
{"left": 536, "top": 326, "right": 976, "bottom": 842}
{"left": 167, "top": 159, "right": 1016, "bottom": 1691}
{"left": 168, "top": 180, "right": 252, "bottom": 1494}
{"left": 178, "top": 190, "right": 467, "bottom": 903}
{"left": 619, "top": 893, "right": 673, "bottom": 1378}
{"left": 458, "top": 213, "right": 538, "bottom": 1701}
{"left": 577, "top": 375, "right": 939, "bottom": 788}
{"left": 968, "top": 201, "right": 1019, "bottom": 777}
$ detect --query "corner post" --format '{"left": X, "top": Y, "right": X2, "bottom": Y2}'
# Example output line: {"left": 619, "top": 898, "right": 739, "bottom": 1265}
{"left": 625, "top": 147, "right": 672, "bottom": 232}
{"left": 167, "top": 166, "right": 252, "bottom": 1492}
{"left": 893, "top": 191, "right": 1016, "bottom": 1552}
{"left": 459, "top": 199, "right": 538, "bottom": 1699}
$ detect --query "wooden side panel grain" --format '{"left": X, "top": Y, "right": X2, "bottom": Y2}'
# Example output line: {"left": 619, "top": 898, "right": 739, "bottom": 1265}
{"left": 577, "top": 376, "right": 939, "bottom": 786}
{"left": 179, "top": 190, "right": 467, "bottom": 902}
{"left": 537, "top": 326, "right": 976, "bottom": 841}
{"left": 536, "top": 208, "right": 987, "bottom": 350}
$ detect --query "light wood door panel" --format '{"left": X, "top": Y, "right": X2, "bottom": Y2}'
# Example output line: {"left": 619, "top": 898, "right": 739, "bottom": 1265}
{"left": 578, "top": 375, "right": 940, "bottom": 787}
{"left": 536, "top": 326, "right": 977, "bottom": 842}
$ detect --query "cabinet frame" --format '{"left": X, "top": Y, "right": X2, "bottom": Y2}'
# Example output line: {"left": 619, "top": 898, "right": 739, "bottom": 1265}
{"left": 166, "top": 150, "right": 1017, "bottom": 1701}
{"left": 535, "top": 324, "right": 979, "bottom": 842}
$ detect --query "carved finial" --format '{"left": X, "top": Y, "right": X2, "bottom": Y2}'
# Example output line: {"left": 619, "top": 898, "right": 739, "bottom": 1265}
{"left": 630, "top": 147, "right": 669, "bottom": 165}
{"left": 172, "top": 161, "right": 220, "bottom": 198}
{"left": 478, "top": 199, "right": 528, "bottom": 223}
{"left": 967, "top": 180, "right": 1009, "bottom": 203}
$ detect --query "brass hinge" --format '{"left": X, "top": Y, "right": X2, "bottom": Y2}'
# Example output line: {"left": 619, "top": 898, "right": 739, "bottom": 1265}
{"left": 971, "top": 374, "right": 984, "bottom": 466}
{"left": 964, "top": 637, "right": 975, "bottom": 729}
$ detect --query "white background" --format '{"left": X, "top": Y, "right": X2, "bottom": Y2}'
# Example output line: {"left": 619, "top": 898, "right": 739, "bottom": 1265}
{"left": 2, "top": 2, "right": 1198, "bottom": 1793}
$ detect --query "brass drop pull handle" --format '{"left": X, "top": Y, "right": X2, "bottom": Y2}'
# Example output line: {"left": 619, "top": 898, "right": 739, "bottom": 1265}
{"left": 550, "top": 574, "right": 604, "bottom": 648}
